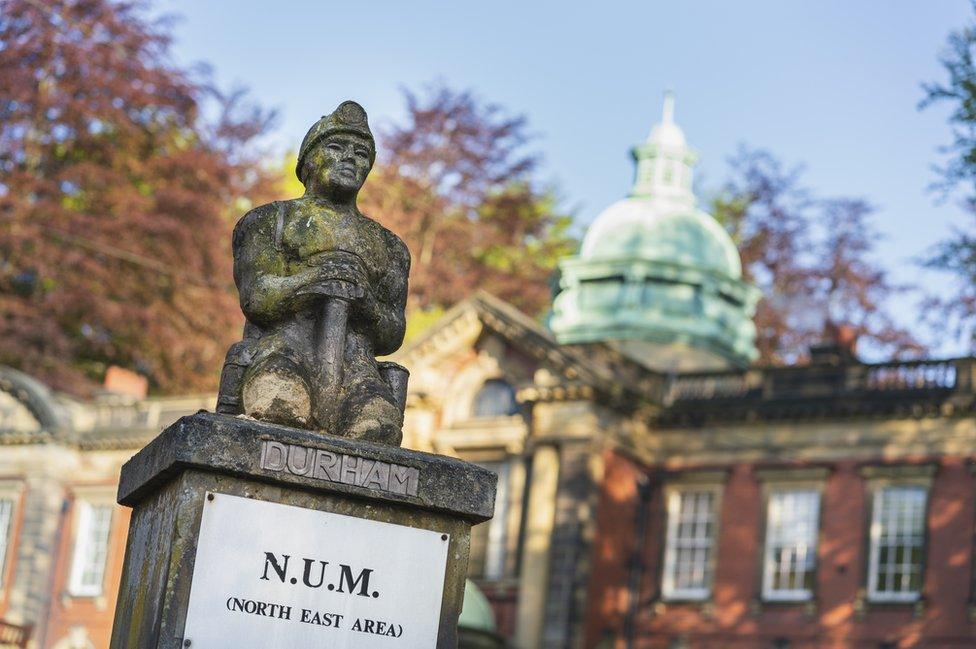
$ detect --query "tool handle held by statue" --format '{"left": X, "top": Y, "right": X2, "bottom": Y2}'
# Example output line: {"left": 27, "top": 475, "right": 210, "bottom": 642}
{"left": 312, "top": 279, "right": 361, "bottom": 430}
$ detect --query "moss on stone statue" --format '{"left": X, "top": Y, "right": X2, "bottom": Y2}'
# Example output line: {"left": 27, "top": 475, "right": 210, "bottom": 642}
{"left": 216, "top": 101, "right": 411, "bottom": 446}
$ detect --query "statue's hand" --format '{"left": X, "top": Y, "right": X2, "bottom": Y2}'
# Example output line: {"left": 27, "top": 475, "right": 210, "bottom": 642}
{"left": 298, "top": 252, "right": 369, "bottom": 302}
{"left": 297, "top": 278, "right": 364, "bottom": 302}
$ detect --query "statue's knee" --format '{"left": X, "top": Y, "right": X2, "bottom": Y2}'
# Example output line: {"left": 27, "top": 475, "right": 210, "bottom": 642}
{"left": 242, "top": 354, "right": 312, "bottom": 429}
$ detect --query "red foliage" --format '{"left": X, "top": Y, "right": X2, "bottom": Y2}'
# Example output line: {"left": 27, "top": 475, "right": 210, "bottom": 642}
{"left": 359, "top": 85, "right": 575, "bottom": 316}
{"left": 714, "top": 147, "right": 922, "bottom": 363}
{"left": 0, "top": 0, "right": 279, "bottom": 395}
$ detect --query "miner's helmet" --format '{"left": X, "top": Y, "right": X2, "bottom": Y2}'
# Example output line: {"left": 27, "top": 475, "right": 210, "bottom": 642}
{"left": 296, "top": 100, "right": 376, "bottom": 184}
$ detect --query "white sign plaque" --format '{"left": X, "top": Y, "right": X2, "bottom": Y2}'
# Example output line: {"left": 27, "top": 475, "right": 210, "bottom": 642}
{"left": 182, "top": 492, "right": 450, "bottom": 648}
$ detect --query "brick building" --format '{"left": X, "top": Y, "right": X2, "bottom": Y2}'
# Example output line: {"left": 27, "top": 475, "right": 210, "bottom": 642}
{"left": 394, "top": 96, "right": 976, "bottom": 648}
{"left": 0, "top": 368, "right": 209, "bottom": 648}
{"left": 396, "top": 294, "right": 976, "bottom": 649}
{"left": 0, "top": 95, "right": 972, "bottom": 648}
{"left": 585, "top": 354, "right": 976, "bottom": 648}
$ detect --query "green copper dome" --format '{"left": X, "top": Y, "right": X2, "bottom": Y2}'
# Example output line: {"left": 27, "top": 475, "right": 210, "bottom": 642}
{"left": 458, "top": 580, "right": 497, "bottom": 632}
{"left": 550, "top": 92, "right": 760, "bottom": 371}
{"left": 581, "top": 198, "right": 742, "bottom": 278}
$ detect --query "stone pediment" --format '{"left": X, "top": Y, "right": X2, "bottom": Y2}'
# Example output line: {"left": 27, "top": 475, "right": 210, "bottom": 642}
{"left": 394, "top": 292, "right": 664, "bottom": 412}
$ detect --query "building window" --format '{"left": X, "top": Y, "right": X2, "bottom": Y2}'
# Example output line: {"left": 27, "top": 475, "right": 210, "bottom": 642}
{"left": 0, "top": 497, "right": 16, "bottom": 588}
{"left": 468, "top": 459, "right": 510, "bottom": 580}
{"left": 762, "top": 489, "right": 820, "bottom": 601}
{"left": 662, "top": 488, "right": 718, "bottom": 600}
{"left": 68, "top": 502, "right": 113, "bottom": 597}
{"left": 867, "top": 486, "right": 926, "bottom": 602}
{"left": 471, "top": 379, "right": 519, "bottom": 418}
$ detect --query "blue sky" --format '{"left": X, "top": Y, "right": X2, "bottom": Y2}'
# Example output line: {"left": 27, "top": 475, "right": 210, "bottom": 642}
{"left": 156, "top": 0, "right": 973, "bottom": 354}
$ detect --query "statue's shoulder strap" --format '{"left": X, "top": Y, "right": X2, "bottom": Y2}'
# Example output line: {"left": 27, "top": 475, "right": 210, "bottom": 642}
{"left": 274, "top": 200, "right": 285, "bottom": 252}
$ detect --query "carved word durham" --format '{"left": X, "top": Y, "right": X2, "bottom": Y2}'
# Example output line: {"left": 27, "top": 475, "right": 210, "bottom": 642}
{"left": 259, "top": 441, "right": 420, "bottom": 497}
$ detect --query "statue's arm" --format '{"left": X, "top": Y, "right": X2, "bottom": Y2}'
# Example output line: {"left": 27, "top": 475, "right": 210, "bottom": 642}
{"left": 364, "top": 236, "right": 410, "bottom": 356}
{"left": 234, "top": 206, "right": 317, "bottom": 328}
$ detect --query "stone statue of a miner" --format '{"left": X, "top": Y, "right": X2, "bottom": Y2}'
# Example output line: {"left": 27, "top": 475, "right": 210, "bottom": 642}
{"left": 217, "top": 101, "right": 410, "bottom": 446}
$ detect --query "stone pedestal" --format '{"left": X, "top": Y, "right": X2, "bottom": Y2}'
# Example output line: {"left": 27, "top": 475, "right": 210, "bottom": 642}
{"left": 108, "top": 412, "right": 495, "bottom": 649}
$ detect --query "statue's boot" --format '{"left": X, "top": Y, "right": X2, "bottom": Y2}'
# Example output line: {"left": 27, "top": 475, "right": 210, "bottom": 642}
{"left": 241, "top": 353, "right": 313, "bottom": 429}
{"left": 335, "top": 370, "right": 403, "bottom": 446}
{"left": 216, "top": 339, "right": 254, "bottom": 415}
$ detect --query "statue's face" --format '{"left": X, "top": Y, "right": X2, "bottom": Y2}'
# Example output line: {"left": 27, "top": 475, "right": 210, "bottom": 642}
{"left": 305, "top": 133, "right": 373, "bottom": 197}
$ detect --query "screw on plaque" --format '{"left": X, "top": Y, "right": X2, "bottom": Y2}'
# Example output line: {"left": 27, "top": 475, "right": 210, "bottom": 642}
{"left": 207, "top": 493, "right": 214, "bottom": 502}
{"left": 184, "top": 640, "right": 191, "bottom": 647}
{"left": 441, "top": 534, "right": 448, "bottom": 541}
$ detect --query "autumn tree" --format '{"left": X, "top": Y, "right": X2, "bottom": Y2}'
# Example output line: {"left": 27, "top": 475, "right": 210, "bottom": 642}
{"left": 919, "top": 1, "right": 976, "bottom": 346}
{"left": 712, "top": 148, "right": 814, "bottom": 362}
{"left": 713, "top": 147, "right": 920, "bottom": 363}
{"left": 815, "top": 198, "right": 921, "bottom": 356}
{"left": 0, "top": 0, "right": 279, "bottom": 395}
{"left": 358, "top": 85, "right": 575, "bottom": 318}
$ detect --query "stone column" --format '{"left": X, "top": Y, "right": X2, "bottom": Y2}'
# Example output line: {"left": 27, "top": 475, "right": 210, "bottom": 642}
{"left": 541, "top": 440, "right": 594, "bottom": 648}
{"left": 515, "top": 443, "right": 560, "bottom": 648}
{"left": 8, "top": 469, "right": 68, "bottom": 641}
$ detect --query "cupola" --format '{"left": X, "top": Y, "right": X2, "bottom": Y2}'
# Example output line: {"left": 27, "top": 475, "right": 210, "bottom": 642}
{"left": 549, "top": 92, "right": 760, "bottom": 371}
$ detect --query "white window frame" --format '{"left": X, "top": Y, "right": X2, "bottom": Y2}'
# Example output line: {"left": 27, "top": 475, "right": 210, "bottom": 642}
{"left": 0, "top": 481, "right": 23, "bottom": 589}
{"left": 866, "top": 485, "right": 927, "bottom": 603}
{"left": 67, "top": 498, "right": 114, "bottom": 597}
{"left": 761, "top": 488, "right": 821, "bottom": 602}
{"left": 482, "top": 459, "right": 511, "bottom": 580}
{"left": 662, "top": 478, "right": 723, "bottom": 601}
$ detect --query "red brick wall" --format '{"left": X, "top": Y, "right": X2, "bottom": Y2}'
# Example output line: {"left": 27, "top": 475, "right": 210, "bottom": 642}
{"left": 43, "top": 496, "right": 130, "bottom": 649}
{"left": 585, "top": 451, "right": 976, "bottom": 648}
{"left": 479, "top": 581, "right": 519, "bottom": 639}
{"left": 585, "top": 450, "right": 667, "bottom": 647}
{"left": 584, "top": 450, "right": 639, "bottom": 646}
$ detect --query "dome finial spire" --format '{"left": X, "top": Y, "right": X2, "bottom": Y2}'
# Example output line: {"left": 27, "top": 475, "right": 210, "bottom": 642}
{"left": 662, "top": 89, "right": 675, "bottom": 125}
